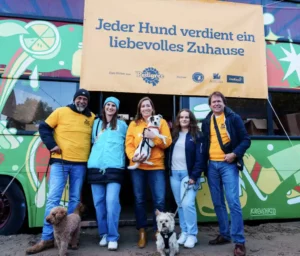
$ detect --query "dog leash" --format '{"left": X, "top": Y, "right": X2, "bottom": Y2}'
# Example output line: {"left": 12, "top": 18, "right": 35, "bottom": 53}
{"left": 174, "top": 182, "right": 191, "bottom": 216}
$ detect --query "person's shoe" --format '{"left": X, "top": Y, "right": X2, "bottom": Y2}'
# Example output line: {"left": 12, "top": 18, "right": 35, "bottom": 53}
{"left": 108, "top": 241, "right": 118, "bottom": 251}
{"left": 209, "top": 235, "right": 231, "bottom": 245}
{"left": 234, "top": 243, "right": 246, "bottom": 256}
{"left": 137, "top": 228, "right": 146, "bottom": 248}
{"left": 99, "top": 234, "right": 108, "bottom": 247}
{"left": 177, "top": 232, "right": 188, "bottom": 245}
{"left": 184, "top": 235, "right": 197, "bottom": 248}
{"left": 26, "top": 240, "right": 54, "bottom": 254}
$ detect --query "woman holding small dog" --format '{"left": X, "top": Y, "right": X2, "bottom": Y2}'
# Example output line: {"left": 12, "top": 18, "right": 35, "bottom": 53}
{"left": 125, "top": 97, "right": 172, "bottom": 248}
{"left": 87, "top": 97, "right": 128, "bottom": 251}
{"left": 169, "top": 109, "right": 208, "bottom": 248}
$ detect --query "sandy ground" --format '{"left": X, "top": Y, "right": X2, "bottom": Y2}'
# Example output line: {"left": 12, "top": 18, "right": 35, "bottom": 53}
{"left": 1, "top": 222, "right": 300, "bottom": 256}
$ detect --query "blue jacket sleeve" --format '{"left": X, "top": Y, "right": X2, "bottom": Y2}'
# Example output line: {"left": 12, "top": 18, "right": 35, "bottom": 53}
{"left": 190, "top": 134, "right": 208, "bottom": 181}
{"left": 38, "top": 121, "right": 57, "bottom": 151}
{"left": 232, "top": 115, "right": 251, "bottom": 158}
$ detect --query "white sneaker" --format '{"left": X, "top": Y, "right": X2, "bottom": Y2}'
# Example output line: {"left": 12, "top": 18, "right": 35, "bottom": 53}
{"left": 177, "top": 232, "right": 188, "bottom": 245}
{"left": 99, "top": 234, "right": 108, "bottom": 247}
{"left": 108, "top": 241, "right": 118, "bottom": 251}
{"left": 184, "top": 235, "right": 197, "bottom": 248}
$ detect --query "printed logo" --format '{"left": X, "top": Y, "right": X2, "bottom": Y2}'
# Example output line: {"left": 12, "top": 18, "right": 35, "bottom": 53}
{"left": 227, "top": 75, "right": 244, "bottom": 84}
{"left": 210, "top": 73, "right": 223, "bottom": 83}
{"left": 136, "top": 67, "right": 164, "bottom": 86}
{"left": 213, "top": 73, "right": 220, "bottom": 79}
{"left": 250, "top": 208, "right": 276, "bottom": 216}
{"left": 192, "top": 72, "right": 204, "bottom": 83}
{"left": 84, "top": 119, "right": 91, "bottom": 126}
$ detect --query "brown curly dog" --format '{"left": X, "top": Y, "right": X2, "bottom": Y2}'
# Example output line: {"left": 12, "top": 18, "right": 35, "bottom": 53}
{"left": 46, "top": 203, "right": 85, "bottom": 256}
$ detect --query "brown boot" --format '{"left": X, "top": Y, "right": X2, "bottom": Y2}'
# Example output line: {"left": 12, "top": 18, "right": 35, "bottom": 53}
{"left": 234, "top": 243, "right": 246, "bottom": 256}
{"left": 137, "top": 228, "right": 146, "bottom": 248}
{"left": 26, "top": 240, "right": 54, "bottom": 254}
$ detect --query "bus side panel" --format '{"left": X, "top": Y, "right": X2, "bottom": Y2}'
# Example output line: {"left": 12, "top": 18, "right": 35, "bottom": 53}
{"left": 196, "top": 140, "right": 300, "bottom": 221}
{"left": 0, "top": 133, "right": 69, "bottom": 228}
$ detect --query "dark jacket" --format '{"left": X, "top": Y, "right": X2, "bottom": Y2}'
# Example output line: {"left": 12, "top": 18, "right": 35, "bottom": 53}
{"left": 201, "top": 107, "right": 251, "bottom": 170}
{"left": 168, "top": 132, "right": 208, "bottom": 181}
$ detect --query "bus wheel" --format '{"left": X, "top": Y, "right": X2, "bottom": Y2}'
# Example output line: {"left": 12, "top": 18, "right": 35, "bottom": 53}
{"left": 0, "top": 177, "right": 26, "bottom": 235}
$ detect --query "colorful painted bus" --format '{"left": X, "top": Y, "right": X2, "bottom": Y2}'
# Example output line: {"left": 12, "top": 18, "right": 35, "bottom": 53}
{"left": 0, "top": 0, "right": 300, "bottom": 235}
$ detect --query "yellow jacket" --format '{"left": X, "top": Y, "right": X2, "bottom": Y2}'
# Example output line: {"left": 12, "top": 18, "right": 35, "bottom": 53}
{"left": 125, "top": 119, "right": 172, "bottom": 170}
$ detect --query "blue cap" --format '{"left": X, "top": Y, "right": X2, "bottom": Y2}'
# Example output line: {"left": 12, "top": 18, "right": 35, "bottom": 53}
{"left": 104, "top": 96, "right": 120, "bottom": 110}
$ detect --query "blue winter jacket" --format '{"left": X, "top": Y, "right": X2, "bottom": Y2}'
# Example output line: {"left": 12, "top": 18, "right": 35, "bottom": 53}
{"left": 168, "top": 132, "right": 208, "bottom": 181}
{"left": 201, "top": 107, "right": 251, "bottom": 170}
{"left": 87, "top": 118, "right": 128, "bottom": 183}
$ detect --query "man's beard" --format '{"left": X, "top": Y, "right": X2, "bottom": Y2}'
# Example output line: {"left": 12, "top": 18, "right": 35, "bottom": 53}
{"left": 75, "top": 103, "right": 86, "bottom": 112}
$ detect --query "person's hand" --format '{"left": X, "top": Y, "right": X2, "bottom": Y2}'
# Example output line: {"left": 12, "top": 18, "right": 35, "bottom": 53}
{"left": 50, "top": 145, "right": 61, "bottom": 154}
{"left": 143, "top": 129, "right": 156, "bottom": 139}
{"left": 224, "top": 153, "right": 236, "bottom": 163}
{"left": 132, "top": 153, "right": 147, "bottom": 163}
{"left": 188, "top": 178, "right": 195, "bottom": 185}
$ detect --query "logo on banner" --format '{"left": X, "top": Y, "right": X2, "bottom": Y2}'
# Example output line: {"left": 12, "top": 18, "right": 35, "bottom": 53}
{"left": 227, "top": 75, "right": 244, "bottom": 84}
{"left": 210, "top": 73, "right": 223, "bottom": 83}
{"left": 136, "top": 67, "right": 164, "bottom": 86}
{"left": 213, "top": 73, "right": 220, "bottom": 79}
{"left": 192, "top": 72, "right": 204, "bottom": 83}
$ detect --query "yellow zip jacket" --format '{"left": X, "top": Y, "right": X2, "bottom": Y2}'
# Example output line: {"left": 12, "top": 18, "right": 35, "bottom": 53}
{"left": 125, "top": 119, "right": 172, "bottom": 170}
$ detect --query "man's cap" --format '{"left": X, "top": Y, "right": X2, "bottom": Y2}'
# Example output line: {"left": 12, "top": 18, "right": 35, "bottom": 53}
{"left": 73, "top": 89, "right": 90, "bottom": 102}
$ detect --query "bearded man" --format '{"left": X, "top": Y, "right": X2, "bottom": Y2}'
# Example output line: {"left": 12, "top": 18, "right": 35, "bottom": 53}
{"left": 26, "top": 89, "right": 95, "bottom": 255}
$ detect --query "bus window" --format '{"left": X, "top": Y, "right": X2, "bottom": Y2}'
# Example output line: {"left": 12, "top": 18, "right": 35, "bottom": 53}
{"left": 185, "top": 96, "right": 268, "bottom": 136}
{"left": 0, "top": 79, "right": 77, "bottom": 133}
{"left": 225, "top": 98, "right": 268, "bottom": 136}
{"left": 270, "top": 92, "right": 300, "bottom": 137}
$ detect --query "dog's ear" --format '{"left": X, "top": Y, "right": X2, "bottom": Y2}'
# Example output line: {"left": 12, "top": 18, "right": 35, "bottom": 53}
{"left": 150, "top": 116, "right": 154, "bottom": 122}
{"left": 167, "top": 212, "right": 175, "bottom": 218}
{"left": 155, "top": 209, "right": 161, "bottom": 216}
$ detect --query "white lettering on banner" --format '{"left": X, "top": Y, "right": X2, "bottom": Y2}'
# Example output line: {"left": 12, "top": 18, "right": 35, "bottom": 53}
{"left": 250, "top": 208, "right": 277, "bottom": 216}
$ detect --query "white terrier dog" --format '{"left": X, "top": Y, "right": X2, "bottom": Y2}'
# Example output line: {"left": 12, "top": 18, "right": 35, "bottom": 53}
{"left": 156, "top": 210, "right": 179, "bottom": 256}
{"left": 128, "top": 114, "right": 167, "bottom": 170}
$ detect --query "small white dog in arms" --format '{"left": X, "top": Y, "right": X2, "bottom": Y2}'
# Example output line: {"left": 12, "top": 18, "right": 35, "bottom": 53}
{"left": 128, "top": 114, "right": 167, "bottom": 170}
{"left": 156, "top": 210, "right": 179, "bottom": 256}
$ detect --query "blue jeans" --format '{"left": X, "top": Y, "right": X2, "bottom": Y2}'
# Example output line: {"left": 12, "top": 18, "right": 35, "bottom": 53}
{"left": 91, "top": 183, "right": 121, "bottom": 242}
{"left": 130, "top": 169, "right": 166, "bottom": 230}
{"left": 42, "top": 163, "right": 86, "bottom": 241}
{"left": 207, "top": 161, "right": 245, "bottom": 244}
{"left": 170, "top": 170, "right": 200, "bottom": 236}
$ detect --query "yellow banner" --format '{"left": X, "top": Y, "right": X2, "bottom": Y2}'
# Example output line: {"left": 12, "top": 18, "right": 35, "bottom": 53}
{"left": 81, "top": 0, "right": 268, "bottom": 99}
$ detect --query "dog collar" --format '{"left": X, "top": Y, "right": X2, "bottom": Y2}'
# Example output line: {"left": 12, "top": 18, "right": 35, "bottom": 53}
{"left": 160, "top": 231, "right": 174, "bottom": 249}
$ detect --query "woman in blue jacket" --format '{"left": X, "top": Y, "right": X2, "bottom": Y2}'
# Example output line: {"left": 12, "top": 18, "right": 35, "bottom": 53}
{"left": 169, "top": 109, "right": 207, "bottom": 249}
{"left": 87, "top": 97, "right": 127, "bottom": 251}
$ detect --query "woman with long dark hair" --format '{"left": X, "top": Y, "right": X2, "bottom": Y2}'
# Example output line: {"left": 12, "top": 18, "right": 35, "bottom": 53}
{"left": 87, "top": 97, "right": 128, "bottom": 251}
{"left": 125, "top": 97, "right": 172, "bottom": 248}
{"left": 169, "top": 109, "right": 207, "bottom": 248}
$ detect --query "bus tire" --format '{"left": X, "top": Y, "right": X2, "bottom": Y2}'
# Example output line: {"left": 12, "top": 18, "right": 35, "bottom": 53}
{"left": 0, "top": 177, "right": 26, "bottom": 235}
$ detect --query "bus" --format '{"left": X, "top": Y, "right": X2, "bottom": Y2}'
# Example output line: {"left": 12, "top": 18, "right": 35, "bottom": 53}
{"left": 0, "top": 0, "right": 299, "bottom": 235}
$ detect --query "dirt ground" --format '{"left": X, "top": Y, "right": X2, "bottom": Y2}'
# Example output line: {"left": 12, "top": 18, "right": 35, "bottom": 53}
{"left": 1, "top": 222, "right": 300, "bottom": 256}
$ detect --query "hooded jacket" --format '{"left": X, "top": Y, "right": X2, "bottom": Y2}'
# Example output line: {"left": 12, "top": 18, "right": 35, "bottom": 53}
{"left": 87, "top": 118, "right": 128, "bottom": 184}
{"left": 201, "top": 106, "right": 251, "bottom": 170}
